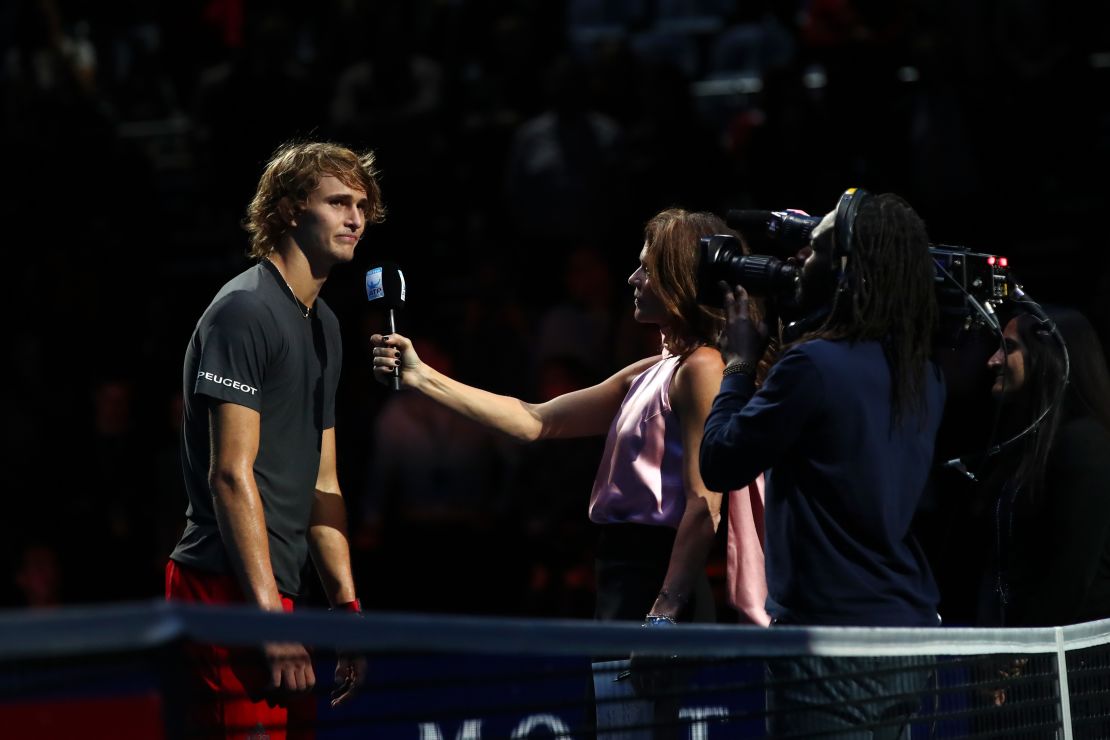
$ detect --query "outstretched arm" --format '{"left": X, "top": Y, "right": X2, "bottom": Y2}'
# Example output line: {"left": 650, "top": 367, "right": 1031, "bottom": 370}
{"left": 371, "top": 332, "right": 658, "bottom": 442}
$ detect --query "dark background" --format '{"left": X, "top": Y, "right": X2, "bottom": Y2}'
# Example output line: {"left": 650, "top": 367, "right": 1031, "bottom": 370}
{"left": 3, "top": 0, "right": 1109, "bottom": 624}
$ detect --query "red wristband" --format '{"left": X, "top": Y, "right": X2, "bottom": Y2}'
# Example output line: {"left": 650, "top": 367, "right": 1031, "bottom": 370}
{"left": 335, "top": 599, "right": 362, "bottom": 613}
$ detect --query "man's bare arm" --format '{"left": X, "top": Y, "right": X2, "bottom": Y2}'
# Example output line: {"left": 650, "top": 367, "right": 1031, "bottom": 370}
{"left": 209, "top": 401, "right": 285, "bottom": 611}
{"left": 308, "top": 428, "right": 357, "bottom": 606}
{"left": 209, "top": 401, "right": 314, "bottom": 693}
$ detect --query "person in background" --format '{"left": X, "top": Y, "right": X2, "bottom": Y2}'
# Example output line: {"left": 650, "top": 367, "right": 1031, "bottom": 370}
{"left": 980, "top": 304, "right": 1110, "bottom": 628}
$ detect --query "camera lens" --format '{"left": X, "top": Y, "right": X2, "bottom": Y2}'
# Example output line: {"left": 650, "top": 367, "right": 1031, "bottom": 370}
{"left": 769, "top": 211, "right": 821, "bottom": 250}
{"left": 697, "top": 235, "right": 798, "bottom": 306}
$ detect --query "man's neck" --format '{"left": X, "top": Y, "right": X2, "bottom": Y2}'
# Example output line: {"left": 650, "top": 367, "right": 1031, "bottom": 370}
{"left": 268, "top": 246, "right": 327, "bottom": 309}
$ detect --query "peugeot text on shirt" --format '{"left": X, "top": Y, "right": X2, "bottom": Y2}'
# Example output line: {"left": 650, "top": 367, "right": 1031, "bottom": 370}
{"left": 197, "top": 371, "right": 259, "bottom": 395}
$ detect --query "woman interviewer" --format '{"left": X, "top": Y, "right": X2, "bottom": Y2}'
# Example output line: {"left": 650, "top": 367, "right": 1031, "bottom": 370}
{"left": 370, "top": 209, "right": 768, "bottom": 632}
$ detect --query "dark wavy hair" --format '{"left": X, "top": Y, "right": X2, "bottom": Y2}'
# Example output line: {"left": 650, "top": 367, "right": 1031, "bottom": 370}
{"left": 810, "top": 193, "right": 939, "bottom": 428}
{"left": 243, "top": 140, "right": 386, "bottom": 259}
{"left": 642, "top": 208, "right": 741, "bottom": 358}
{"left": 1004, "top": 305, "right": 1110, "bottom": 504}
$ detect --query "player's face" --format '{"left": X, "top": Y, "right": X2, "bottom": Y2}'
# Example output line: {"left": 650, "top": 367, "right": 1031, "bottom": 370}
{"left": 628, "top": 242, "right": 666, "bottom": 326}
{"left": 292, "top": 175, "right": 368, "bottom": 266}
{"left": 988, "top": 318, "right": 1027, "bottom": 397}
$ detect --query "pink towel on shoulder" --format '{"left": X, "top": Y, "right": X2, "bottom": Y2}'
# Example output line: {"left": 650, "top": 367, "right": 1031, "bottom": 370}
{"left": 727, "top": 474, "right": 770, "bottom": 626}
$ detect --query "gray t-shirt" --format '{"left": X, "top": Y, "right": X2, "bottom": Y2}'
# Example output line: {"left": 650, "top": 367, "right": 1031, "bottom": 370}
{"left": 171, "top": 260, "right": 342, "bottom": 596}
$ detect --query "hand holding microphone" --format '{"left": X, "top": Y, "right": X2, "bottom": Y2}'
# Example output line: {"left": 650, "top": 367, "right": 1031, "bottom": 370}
{"left": 369, "top": 332, "right": 423, "bottom": 389}
{"left": 365, "top": 262, "right": 406, "bottom": 390}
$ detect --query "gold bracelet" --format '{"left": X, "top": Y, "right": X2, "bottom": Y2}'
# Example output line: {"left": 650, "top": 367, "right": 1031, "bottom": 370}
{"left": 723, "top": 360, "right": 756, "bottom": 377}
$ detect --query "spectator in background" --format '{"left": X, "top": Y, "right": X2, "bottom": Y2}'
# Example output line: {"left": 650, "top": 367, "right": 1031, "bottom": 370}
{"left": 361, "top": 334, "right": 520, "bottom": 615}
{"left": 798, "top": 0, "right": 915, "bottom": 194}
{"left": 154, "top": 389, "right": 187, "bottom": 572}
{"left": 626, "top": 60, "right": 731, "bottom": 216}
{"left": 46, "top": 375, "right": 159, "bottom": 604}
{"left": 326, "top": 1, "right": 447, "bottom": 234}
{"left": 504, "top": 55, "right": 630, "bottom": 303}
{"left": 328, "top": 4, "right": 443, "bottom": 145}
{"left": 512, "top": 354, "right": 607, "bottom": 619}
{"left": 5, "top": 0, "right": 118, "bottom": 242}
{"left": 979, "top": 305, "right": 1110, "bottom": 628}
{"left": 191, "top": 7, "right": 323, "bottom": 227}
{"left": 517, "top": 244, "right": 621, "bottom": 617}
{"left": 534, "top": 243, "right": 620, "bottom": 382}
{"left": 90, "top": 377, "right": 156, "bottom": 600}
{"left": 13, "top": 542, "right": 63, "bottom": 609}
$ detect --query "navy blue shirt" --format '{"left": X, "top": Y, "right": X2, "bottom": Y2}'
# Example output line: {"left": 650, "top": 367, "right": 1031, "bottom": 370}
{"left": 701, "top": 339, "right": 945, "bottom": 626}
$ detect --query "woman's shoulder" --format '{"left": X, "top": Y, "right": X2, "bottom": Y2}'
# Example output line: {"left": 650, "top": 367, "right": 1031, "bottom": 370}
{"left": 671, "top": 346, "right": 725, "bottom": 399}
{"left": 676, "top": 345, "right": 725, "bottom": 378}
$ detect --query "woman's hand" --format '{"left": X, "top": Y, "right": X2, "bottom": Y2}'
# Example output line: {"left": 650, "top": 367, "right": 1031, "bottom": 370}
{"left": 370, "top": 333, "right": 423, "bottom": 389}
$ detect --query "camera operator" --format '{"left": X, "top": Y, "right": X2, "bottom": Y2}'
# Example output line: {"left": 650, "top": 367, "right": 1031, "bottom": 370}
{"left": 701, "top": 191, "right": 945, "bottom": 737}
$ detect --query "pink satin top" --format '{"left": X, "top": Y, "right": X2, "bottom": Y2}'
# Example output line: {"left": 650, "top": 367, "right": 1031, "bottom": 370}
{"left": 589, "top": 353, "right": 686, "bottom": 528}
{"left": 588, "top": 351, "right": 770, "bottom": 626}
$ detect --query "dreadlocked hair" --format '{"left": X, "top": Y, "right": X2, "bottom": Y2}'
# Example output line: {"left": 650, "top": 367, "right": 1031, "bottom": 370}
{"left": 815, "top": 193, "right": 938, "bottom": 429}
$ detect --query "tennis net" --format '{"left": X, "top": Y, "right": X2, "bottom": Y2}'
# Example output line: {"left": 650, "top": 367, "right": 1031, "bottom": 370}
{"left": 1, "top": 602, "right": 1108, "bottom": 738}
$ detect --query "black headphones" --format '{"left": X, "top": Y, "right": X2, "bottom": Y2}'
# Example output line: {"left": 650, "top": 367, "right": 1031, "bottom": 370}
{"left": 832, "top": 187, "right": 871, "bottom": 278}
{"left": 781, "top": 188, "right": 871, "bottom": 340}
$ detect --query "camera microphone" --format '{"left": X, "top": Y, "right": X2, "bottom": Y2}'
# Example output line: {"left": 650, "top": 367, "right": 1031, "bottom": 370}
{"left": 726, "top": 209, "right": 776, "bottom": 233}
{"left": 727, "top": 209, "right": 820, "bottom": 256}
{"left": 365, "top": 263, "right": 406, "bottom": 390}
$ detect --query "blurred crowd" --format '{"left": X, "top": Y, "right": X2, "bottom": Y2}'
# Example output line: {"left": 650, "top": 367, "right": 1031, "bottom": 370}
{"left": 3, "top": 0, "right": 1109, "bottom": 620}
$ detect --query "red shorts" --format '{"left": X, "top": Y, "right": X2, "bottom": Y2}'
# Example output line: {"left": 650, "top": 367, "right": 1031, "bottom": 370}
{"left": 165, "top": 560, "right": 316, "bottom": 740}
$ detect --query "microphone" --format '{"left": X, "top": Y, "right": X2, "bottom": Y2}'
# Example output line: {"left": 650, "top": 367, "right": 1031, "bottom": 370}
{"left": 365, "top": 263, "right": 406, "bottom": 390}
{"left": 728, "top": 208, "right": 819, "bottom": 238}
{"left": 725, "top": 209, "right": 777, "bottom": 233}
{"left": 726, "top": 208, "right": 819, "bottom": 257}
